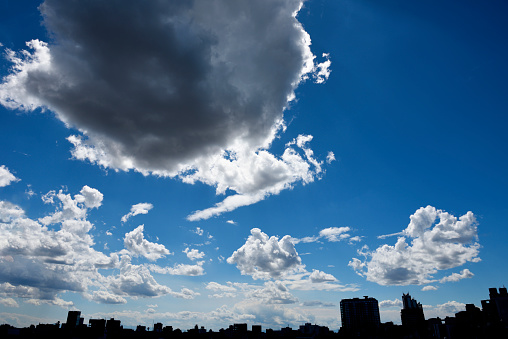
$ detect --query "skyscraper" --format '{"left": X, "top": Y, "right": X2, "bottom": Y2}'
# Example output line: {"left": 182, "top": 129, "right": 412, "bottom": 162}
{"left": 401, "top": 293, "right": 425, "bottom": 329}
{"left": 340, "top": 296, "right": 381, "bottom": 330}
{"left": 65, "top": 311, "right": 81, "bottom": 329}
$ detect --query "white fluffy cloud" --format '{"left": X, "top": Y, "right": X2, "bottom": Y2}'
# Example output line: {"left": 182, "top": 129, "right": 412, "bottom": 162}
{"left": 149, "top": 263, "right": 205, "bottom": 276}
{"left": 247, "top": 281, "right": 298, "bottom": 305}
{"left": 184, "top": 248, "right": 205, "bottom": 261}
{"left": 0, "top": 0, "right": 333, "bottom": 219}
{"left": 349, "top": 206, "right": 480, "bottom": 286}
{"left": 423, "top": 301, "right": 466, "bottom": 319}
{"left": 227, "top": 228, "right": 302, "bottom": 279}
{"left": 422, "top": 285, "right": 438, "bottom": 291}
{"left": 308, "top": 269, "right": 337, "bottom": 283}
{"left": 291, "top": 225, "right": 358, "bottom": 244}
{"left": 121, "top": 203, "right": 153, "bottom": 223}
{"left": 319, "top": 227, "right": 351, "bottom": 242}
{"left": 227, "top": 228, "right": 358, "bottom": 292}
{"left": 0, "top": 166, "right": 19, "bottom": 187}
{"left": 379, "top": 299, "right": 403, "bottom": 308}
{"left": 0, "top": 184, "right": 198, "bottom": 306}
{"left": 0, "top": 297, "right": 19, "bottom": 308}
{"left": 439, "top": 269, "right": 474, "bottom": 283}
{"left": 123, "top": 225, "right": 171, "bottom": 261}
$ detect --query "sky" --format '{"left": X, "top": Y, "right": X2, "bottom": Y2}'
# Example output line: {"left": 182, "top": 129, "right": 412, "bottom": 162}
{"left": 0, "top": 0, "right": 507, "bottom": 331}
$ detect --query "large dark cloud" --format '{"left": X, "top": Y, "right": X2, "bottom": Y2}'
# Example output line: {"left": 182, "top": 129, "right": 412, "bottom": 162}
{"left": 7, "top": 0, "right": 313, "bottom": 172}
{"left": 1, "top": 0, "right": 332, "bottom": 218}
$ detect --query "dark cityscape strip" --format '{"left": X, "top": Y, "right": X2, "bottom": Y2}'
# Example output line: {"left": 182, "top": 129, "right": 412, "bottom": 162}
{"left": 1, "top": 287, "right": 507, "bottom": 339}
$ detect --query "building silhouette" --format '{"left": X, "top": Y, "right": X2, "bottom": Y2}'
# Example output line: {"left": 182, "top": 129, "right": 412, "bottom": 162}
{"left": 340, "top": 296, "right": 380, "bottom": 330}
{"left": 400, "top": 293, "right": 425, "bottom": 330}
{"left": 65, "top": 311, "right": 82, "bottom": 329}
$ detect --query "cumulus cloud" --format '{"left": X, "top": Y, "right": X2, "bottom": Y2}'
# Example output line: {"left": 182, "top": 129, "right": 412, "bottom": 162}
{"left": 379, "top": 299, "right": 403, "bottom": 308}
{"left": 423, "top": 301, "right": 466, "bottom": 319}
{"left": 90, "top": 290, "right": 127, "bottom": 305}
{"left": 184, "top": 248, "right": 205, "bottom": 261}
{"left": 319, "top": 227, "right": 351, "bottom": 242}
{"left": 192, "top": 227, "right": 204, "bottom": 236}
{"left": 149, "top": 262, "right": 205, "bottom": 276}
{"left": 291, "top": 226, "right": 358, "bottom": 244}
{"left": 185, "top": 135, "right": 330, "bottom": 221}
{"left": 309, "top": 269, "right": 337, "bottom": 283}
{"left": 439, "top": 269, "right": 474, "bottom": 283}
{"left": 0, "top": 166, "right": 19, "bottom": 187}
{"left": 0, "top": 297, "right": 19, "bottom": 308}
{"left": 349, "top": 206, "right": 480, "bottom": 286}
{"left": 227, "top": 228, "right": 302, "bottom": 279}
{"left": 227, "top": 229, "right": 358, "bottom": 292}
{"left": 0, "top": 184, "right": 196, "bottom": 306}
{"left": 121, "top": 203, "right": 153, "bottom": 223}
{"left": 422, "top": 285, "right": 438, "bottom": 291}
{"left": 0, "top": 0, "right": 333, "bottom": 219}
{"left": 301, "top": 300, "right": 335, "bottom": 307}
{"left": 123, "top": 225, "right": 171, "bottom": 261}
{"left": 206, "top": 282, "right": 237, "bottom": 293}
{"left": 247, "top": 281, "right": 298, "bottom": 305}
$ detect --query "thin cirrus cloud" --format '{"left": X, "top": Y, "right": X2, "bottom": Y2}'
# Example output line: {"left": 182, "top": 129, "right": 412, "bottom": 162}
{"left": 0, "top": 0, "right": 333, "bottom": 220}
{"left": 349, "top": 206, "right": 480, "bottom": 286}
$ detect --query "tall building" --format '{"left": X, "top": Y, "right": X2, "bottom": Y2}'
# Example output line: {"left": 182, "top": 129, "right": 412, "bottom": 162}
{"left": 401, "top": 293, "right": 425, "bottom": 329}
{"left": 482, "top": 287, "right": 508, "bottom": 324}
{"left": 65, "top": 311, "right": 81, "bottom": 329}
{"left": 340, "top": 296, "right": 381, "bottom": 330}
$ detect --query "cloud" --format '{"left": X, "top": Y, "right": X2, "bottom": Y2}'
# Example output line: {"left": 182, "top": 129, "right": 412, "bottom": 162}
{"left": 185, "top": 135, "right": 329, "bottom": 221}
{"left": 0, "top": 298, "right": 19, "bottom": 308}
{"left": 227, "top": 228, "right": 358, "bottom": 291}
{"left": 123, "top": 225, "right": 171, "bottom": 261}
{"left": 439, "top": 269, "right": 474, "bottom": 283}
{"left": 90, "top": 290, "right": 127, "bottom": 305}
{"left": 422, "top": 285, "right": 438, "bottom": 291}
{"left": 319, "top": 227, "right": 351, "bottom": 242}
{"left": 107, "top": 258, "right": 201, "bottom": 299}
{"left": 0, "top": 166, "right": 19, "bottom": 187}
{"left": 247, "top": 281, "right": 298, "bottom": 305}
{"left": 192, "top": 227, "right": 204, "bottom": 236}
{"left": 379, "top": 299, "right": 403, "bottom": 308}
{"left": 312, "top": 53, "right": 332, "bottom": 84}
{"left": 301, "top": 301, "right": 335, "bottom": 307}
{"left": 227, "top": 228, "right": 302, "bottom": 279}
{"left": 206, "top": 282, "right": 237, "bottom": 293}
{"left": 423, "top": 301, "right": 466, "bottom": 319}
{"left": 121, "top": 203, "right": 153, "bottom": 223}
{"left": 184, "top": 248, "right": 205, "bottom": 261}
{"left": 226, "top": 220, "right": 237, "bottom": 225}
{"left": 149, "top": 263, "right": 205, "bottom": 276}
{"left": 0, "top": 184, "right": 195, "bottom": 306}
{"left": 308, "top": 269, "right": 337, "bottom": 283}
{"left": 292, "top": 226, "right": 358, "bottom": 244}
{"left": 349, "top": 206, "right": 480, "bottom": 286}
{"left": 0, "top": 0, "right": 332, "bottom": 219}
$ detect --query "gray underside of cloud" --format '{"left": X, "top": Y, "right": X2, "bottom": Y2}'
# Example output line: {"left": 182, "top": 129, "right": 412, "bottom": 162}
{"left": 0, "top": 0, "right": 332, "bottom": 219}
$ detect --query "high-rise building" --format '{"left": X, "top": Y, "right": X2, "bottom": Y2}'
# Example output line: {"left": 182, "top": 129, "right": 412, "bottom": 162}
{"left": 340, "top": 296, "right": 381, "bottom": 330}
{"left": 65, "top": 311, "right": 81, "bottom": 329}
{"left": 482, "top": 287, "right": 508, "bottom": 324}
{"left": 401, "top": 293, "right": 425, "bottom": 329}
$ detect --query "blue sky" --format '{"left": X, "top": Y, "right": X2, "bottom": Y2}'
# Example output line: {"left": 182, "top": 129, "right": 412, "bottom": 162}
{"left": 1, "top": 0, "right": 507, "bottom": 331}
